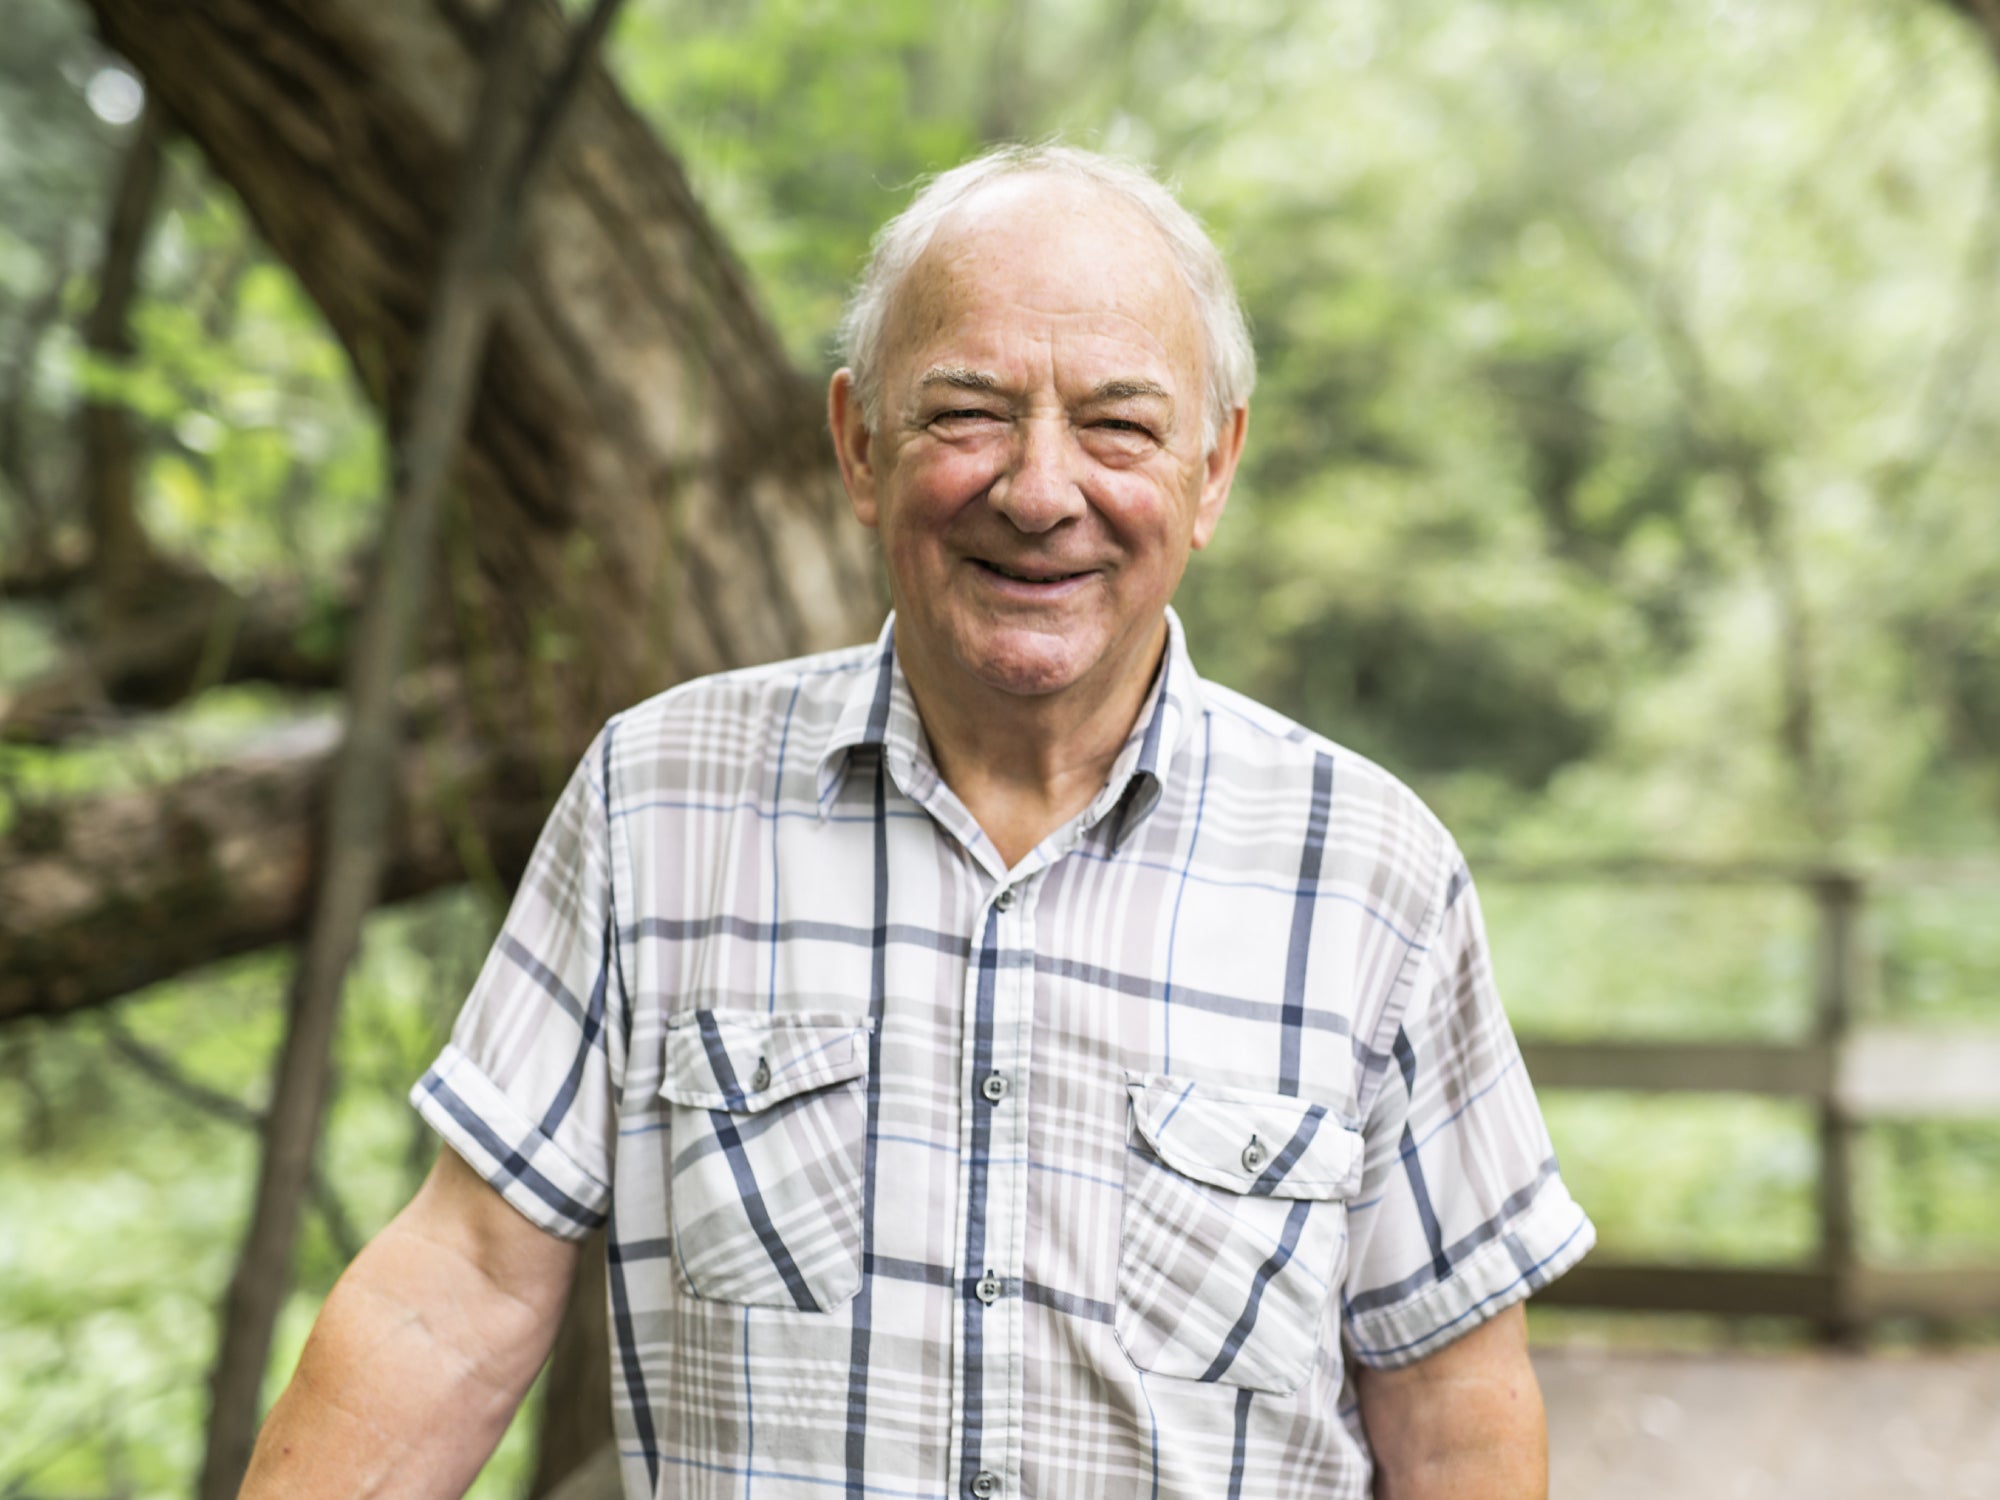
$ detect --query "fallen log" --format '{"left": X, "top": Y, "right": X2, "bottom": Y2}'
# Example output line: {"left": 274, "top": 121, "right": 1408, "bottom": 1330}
{"left": 0, "top": 707, "right": 547, "bottom": 1020}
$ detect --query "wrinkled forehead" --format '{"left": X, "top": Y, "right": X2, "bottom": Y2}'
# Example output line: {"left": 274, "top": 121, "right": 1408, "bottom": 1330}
{"left": 882, "top": 174, "right": 1202, "bottom": 374}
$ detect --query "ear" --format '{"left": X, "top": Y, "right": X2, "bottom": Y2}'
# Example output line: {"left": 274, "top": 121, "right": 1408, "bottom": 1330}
{"left": 828, "top": 368, "right": 881, "bottom": 529}
{"left": 1190, "top": 403, "right": 1248, "bottom": 550}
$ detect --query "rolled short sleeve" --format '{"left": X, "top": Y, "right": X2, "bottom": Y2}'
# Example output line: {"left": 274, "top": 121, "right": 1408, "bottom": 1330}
{"left": 410, "top": 728, "right": 622, "bottom": 1241}
{"left": 1341, "top": 855, "right": 1594, "bottom": 1368}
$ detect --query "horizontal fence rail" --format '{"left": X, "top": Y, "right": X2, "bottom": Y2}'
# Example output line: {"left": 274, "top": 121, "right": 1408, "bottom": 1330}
{"left": 1470, "top": 854, "right": 2000, "bottom": 1338}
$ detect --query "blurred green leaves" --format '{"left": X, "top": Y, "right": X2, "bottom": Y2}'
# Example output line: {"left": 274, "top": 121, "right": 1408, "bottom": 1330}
{"left": 5, "top": 0, "right": 2000, "bottom": 1489}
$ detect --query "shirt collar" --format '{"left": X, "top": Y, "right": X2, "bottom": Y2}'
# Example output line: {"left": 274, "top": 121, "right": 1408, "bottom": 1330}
{"left": 815, "top": 608, "right": 1206, "bottom": 849}
{"left": 1085, "top": 606, "right": 1202, "bottom": 850}
{"left": 815, "top": 614, "right": 923, "bottom": 814}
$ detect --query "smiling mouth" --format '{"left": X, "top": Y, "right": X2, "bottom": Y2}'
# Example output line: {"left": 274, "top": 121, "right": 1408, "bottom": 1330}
{"left": 975, "top": 560, "right": 1091, "bottom": 584}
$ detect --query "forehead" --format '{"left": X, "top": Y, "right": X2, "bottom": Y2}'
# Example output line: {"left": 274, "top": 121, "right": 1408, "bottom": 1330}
{"left": 882, "top": 175, "right": 1202, "bottom": 389}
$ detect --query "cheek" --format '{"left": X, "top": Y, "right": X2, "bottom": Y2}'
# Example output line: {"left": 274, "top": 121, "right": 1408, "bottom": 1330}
{"left": 881, "top": 527, "right": 932, "bottom": 579}
{"left": 1096, "top": 474, "right": 1193, "bottom": 548}
{"left": 905, "top": 442, "right": 1007, "bottom": 503}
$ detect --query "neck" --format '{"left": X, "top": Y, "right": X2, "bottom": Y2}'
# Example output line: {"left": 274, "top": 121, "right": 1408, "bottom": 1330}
{"left": 899, "top": 620, "right": 1165, "bottom": 870}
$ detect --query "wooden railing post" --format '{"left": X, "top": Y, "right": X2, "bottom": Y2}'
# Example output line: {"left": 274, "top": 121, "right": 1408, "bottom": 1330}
{"left": 1811, "top": 869, "right": 1864, "bottom": 1345}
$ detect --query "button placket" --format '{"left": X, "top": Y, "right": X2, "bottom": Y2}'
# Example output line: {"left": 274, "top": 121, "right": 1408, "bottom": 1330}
{"left": 961, "top": 872, "right": 1031, "bottom": 1500}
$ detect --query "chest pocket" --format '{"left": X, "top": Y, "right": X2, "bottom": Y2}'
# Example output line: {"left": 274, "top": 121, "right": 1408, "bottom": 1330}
{"left": 1116, "top": 1073, "right": 1364, "bottom": 1395}
{"left": 659, "top": 1010, "right": 874, "bottom": 1311}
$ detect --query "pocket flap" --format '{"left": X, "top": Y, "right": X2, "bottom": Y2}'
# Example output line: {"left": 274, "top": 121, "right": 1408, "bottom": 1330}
{"left": 661, "top": 1011, "right": 872, "bottom": 1111}
{"left": 1127, "top": 1074, "right": 1363, "bottom": 1199}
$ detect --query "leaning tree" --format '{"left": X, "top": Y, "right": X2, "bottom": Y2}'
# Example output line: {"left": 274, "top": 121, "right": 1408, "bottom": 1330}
{"left": 3, "top": 0, "right": 882, "bottom": 1492}
{"left": 3, "top": 0, "right": 879, "bottom": 1020}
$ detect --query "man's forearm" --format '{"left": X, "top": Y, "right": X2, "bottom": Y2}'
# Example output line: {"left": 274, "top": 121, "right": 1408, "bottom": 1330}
{"left": 1357, "top": 1304, "right": 1548, "bottom": 1500}
{"left": 1367, "top": 1381, "right": 1546, "bottom": 1500}
{"left": 239, "top": 1150, "right": 580, "bottom": 1499}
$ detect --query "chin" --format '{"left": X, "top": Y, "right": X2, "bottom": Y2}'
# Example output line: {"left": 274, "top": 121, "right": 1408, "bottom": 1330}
{"left": 961, "top": 636, "right": 1096, "bottom": 699}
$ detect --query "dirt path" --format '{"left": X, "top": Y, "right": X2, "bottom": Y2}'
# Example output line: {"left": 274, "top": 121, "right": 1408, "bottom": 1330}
{"left": 1534, "top": 1346, "right": 2000, "bottom": 1500}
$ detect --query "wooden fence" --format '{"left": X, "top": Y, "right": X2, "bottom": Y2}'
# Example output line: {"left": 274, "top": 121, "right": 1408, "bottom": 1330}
{"left": 1474, "top": 856, "right": 2000, "bottom": 1340}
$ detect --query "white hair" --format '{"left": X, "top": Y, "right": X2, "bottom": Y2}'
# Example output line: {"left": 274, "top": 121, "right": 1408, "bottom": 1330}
{"left": 836, "top": 143, "right": 1255, "bottom": 448}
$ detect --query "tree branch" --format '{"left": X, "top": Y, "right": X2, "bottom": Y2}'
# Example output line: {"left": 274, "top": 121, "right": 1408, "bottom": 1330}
{"left": 99, "top": 1015, "right": 363, "bottom": 1260}
{"left": 1944, "top": 0, "right": 2000, "bottom": 72}
{"left": 0, "top": 573, "right": 352, "bottom": 744}
{"left": 18, "top": 0, "right": 886, "bottom": 1024}
{"left": 0, "top": 702, "right": 548, "bottom": 1023}
{"left": 79, "top": 97, "right": 170, "bottom": 611}
{"left": 0, "top": 236, "right": 75, "bottom": 548}
{"left": 82, "top": 0, "right": 882, "bottom": 740}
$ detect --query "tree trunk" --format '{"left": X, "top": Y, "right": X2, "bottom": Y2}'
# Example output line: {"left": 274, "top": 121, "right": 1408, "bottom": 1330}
{"left": 528, "top": 1236, "right": 614, "bottom": 1498}
{"left": 196, "top": 5, "right": 628, "bottom": 1484}
{"left": 1947, "top": 0, "right": 2000, "bottom": 67}
{"left": 79, "top": 95, "right": 167, "bottom": 614}
{"left": 23, "top": 0, "right": 880, "bottom": 1487}
{"left": 2, "top": 0, "right": 883, "bottom": 1019}
{"left": 78, "top": 0, "right": 878, "bottom": 741}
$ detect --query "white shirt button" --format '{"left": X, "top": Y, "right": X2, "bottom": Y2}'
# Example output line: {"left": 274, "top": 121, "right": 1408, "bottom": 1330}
{"left": 749, "top": 1057, "right": 771, "bottom": 1092}
{"left": 974, "top": 1272, "right": 1002, "bottom": 1305}
{"left": 994, "top": 887, "right": 1015, "bottom": 911}
{"left": 1241, "top": 1136, "right": 1267, "bottom": 1172}
{"left": 980, "top": 1071, "right": 1010, "bottom": 1103}
{"left": 970, "top": 1471, "right": 1001, "bottom": 1498}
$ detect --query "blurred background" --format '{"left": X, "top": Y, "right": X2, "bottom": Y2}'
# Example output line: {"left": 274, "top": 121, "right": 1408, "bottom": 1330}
{"left": 3, "top": 0, "right": 1999, "bottom": 1496}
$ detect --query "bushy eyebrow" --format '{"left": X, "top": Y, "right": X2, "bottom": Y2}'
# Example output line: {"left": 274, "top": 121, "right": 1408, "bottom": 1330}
{"left": 917, "top": 365, "right": 1006, "bottom": 395}
{"left": 1086, "top": 378, "right": 1172, "bottom": 404}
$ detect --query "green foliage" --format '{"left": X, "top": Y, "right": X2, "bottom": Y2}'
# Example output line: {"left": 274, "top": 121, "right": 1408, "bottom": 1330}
{"left": 126, "top": 206, "right": 385, "bottom": 586}
{"left": 1875, "top": 884, "right": 2000, "bottom": 1026}
{"left": 0, "top": 893, "right": 533, "bottom": 1499}
{"left": 1863, "top": 1120, "right": 2000, "bottom": 1262}
{"left": 5, "top": 0, "right": 2000, "bottom": 1488}
{"left": 0, "top": 0, "right": 128, "bottom": 539}
{"left": 1541, "top": 1094, "right": 1822, "bottom": 1264}
{"left": 0, "top": 0, "right": 381, "bottom": 584}
{"left": 1482, "top": 881, "right": 1816, "bottom": 1041}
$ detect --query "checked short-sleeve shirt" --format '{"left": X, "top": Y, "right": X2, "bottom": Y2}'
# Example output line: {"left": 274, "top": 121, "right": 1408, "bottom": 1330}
{"left": 413, "top": 610, "right": 1593, "bottom": 1500}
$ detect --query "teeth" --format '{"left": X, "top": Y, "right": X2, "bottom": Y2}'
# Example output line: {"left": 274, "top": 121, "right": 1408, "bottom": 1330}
{"left": 989, "top": 562, "right": 1077, "bottom": 583}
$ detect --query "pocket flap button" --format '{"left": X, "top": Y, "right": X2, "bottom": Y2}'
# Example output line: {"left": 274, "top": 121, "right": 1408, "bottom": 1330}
{"left": 1240, "top": 1135, "right": 1267, "bottom": 1173}
{"left": 749, "top": 1056, "right": 772, "bottom": 1093}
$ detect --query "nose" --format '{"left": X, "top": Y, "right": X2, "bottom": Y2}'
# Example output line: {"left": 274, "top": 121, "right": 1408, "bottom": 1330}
{"left": 988, "top": 415, "right": 1086, "bottom": 533}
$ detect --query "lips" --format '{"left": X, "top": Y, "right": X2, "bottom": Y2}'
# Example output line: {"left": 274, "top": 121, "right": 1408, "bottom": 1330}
{"left": 975, "top": 559, "right": 1092, "bottom": 584}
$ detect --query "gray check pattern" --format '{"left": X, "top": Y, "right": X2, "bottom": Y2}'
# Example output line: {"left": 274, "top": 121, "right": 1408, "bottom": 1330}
{"left": 414, "top": 610, "right": 1593, "bottom": 1500}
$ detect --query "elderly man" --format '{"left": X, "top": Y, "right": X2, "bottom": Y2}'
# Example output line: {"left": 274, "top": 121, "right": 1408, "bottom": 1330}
{"left": 241, "top": 145, "right": 1592, "bottom": 1500}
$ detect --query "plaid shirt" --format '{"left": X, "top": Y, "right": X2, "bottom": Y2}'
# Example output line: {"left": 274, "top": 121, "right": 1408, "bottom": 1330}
{"left": 414, "top": 610, "right": 1592, "bottom": 1500}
